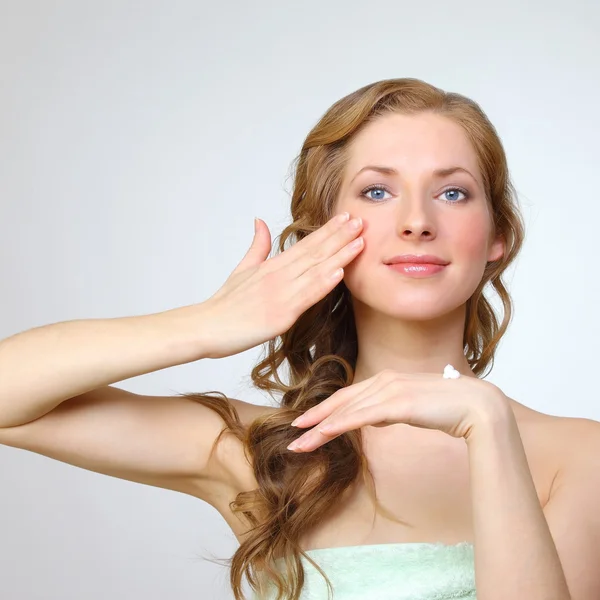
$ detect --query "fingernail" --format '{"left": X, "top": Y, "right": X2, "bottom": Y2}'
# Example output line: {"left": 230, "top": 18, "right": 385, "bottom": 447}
{"left": 290, "top": 418, "right": 301, "bottom": 427}
{"left": 287, "top": 441, "right": 300, "bottom": 451}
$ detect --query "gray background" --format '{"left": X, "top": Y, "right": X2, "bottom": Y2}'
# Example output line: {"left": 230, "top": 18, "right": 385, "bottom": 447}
{"left": 1, "top": 0, "right": 599, "bottom": 598}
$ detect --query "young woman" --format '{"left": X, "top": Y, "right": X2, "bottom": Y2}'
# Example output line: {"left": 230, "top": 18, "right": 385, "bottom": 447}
{"left": 1, "top": 78, "right": 598, "bottom": 600}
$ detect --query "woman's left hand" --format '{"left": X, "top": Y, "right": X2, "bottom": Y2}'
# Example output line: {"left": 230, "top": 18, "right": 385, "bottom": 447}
{"left": 287, "top": 368, "right": 510, "bottom": 452}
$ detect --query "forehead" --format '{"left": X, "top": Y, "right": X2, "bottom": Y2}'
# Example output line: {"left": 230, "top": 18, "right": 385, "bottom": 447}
{"left": 344, "top": 112, "right": 481, "bottom": 179}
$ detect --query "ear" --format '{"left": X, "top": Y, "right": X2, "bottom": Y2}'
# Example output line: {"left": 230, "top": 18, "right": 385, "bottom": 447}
{"left": 487, "top": 233, "right": 505, "bottom": 263}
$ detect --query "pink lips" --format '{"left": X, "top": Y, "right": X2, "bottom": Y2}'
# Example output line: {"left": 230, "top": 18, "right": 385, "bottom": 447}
{"left": 385, "top": 254, "right": 449, "bottom": 266}
{"left": 384, "top": 255, "right": 450, "bottom": 278}
{"left": 387, "top": 262, "right": 447, "bottom": 277}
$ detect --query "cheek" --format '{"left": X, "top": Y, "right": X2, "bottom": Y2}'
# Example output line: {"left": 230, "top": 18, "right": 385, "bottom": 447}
{"left": 341, "top": 229, "right": 382, "bottom": 292}
{"left": 452, "top": 216, "right": 491, "bottom": 259}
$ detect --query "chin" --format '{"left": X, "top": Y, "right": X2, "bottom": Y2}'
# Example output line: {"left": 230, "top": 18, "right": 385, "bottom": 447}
{"left": 346, "top": 274, "right": 469, "bottom": 322}
{"left": 379, "top": 301, "right": 456, "bottom": 322}
{"left": 350, "top": 292, "right": 458, "bottom": 322}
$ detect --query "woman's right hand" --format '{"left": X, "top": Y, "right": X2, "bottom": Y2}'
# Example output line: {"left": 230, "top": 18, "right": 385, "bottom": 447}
{"left": 200, "top": 212, "right": 364, "bottom": 359}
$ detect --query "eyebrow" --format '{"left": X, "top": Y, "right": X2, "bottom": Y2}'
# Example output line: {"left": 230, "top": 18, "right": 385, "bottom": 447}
{"left": 349, "top": 165, "right": 478, "bottom": 186}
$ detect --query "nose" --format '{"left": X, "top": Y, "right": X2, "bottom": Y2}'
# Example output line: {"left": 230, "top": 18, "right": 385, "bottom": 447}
{"left": 394, "top": 189, "right": 437, "bottom": 241}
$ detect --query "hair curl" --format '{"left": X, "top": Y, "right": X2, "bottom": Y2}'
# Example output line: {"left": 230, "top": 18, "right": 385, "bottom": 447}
{"left": 180, "top": 77, "right": 526, "bottom": 600}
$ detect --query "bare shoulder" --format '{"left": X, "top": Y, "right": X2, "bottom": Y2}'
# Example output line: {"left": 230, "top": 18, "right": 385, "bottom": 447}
{"left": 527, "top": 406, "right": 600, "bottom": 519}
{"left": 508, "top": 396, "right": 600, "bottom": 470}
{"left": 543, "top": 412, "right": 600, "bottom": 464}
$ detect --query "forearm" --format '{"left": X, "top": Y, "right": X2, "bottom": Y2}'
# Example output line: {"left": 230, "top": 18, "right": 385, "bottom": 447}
{"left": 466, "top": 406, "right": 571, "bottom": 600}
{"left": 0, "top": 303, "right": 212, "bottom": 427}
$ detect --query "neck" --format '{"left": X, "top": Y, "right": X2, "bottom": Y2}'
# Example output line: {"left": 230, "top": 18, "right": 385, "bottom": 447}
{"left": 349, "top": 298, "right": 477, "bottom": 384}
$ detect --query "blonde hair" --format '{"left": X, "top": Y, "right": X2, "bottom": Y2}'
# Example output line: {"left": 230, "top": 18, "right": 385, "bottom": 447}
{"left": 182, "top": 77, "right": 525, "bottom": 600}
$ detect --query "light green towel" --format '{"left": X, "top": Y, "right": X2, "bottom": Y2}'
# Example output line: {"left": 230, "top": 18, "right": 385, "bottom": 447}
{"left": 253, "top": 541, "right": 476, "bottom": 599}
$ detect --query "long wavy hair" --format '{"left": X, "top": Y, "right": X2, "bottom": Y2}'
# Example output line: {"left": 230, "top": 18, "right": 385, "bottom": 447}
{"left": 181, "top": 77, "right": 526, "bottom": 600}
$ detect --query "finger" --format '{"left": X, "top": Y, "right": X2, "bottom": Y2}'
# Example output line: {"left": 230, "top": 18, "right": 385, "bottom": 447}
{"left": 230, "top": 217, "right": 272, "bottom": 276}
{"left": 290, "top": 403, "right": 386, "bottom": 452}
{"left": 291, "top": 375, "right": 378, "bottom": 428}
{"left": 288, "top": 232, "right": 364, "bottom": 309}
{"left": 272, "top": 212, "right": 364, "bottom": 279}
{"left": 290, "top": 216, "right": 364, "bottom": 280}
{"left": 295, "top": 215, "right": 364, "bottom": 279}
{"left": 283, "top": 238, "right": 364, "bottom": 317}
{"left": 318, "top": 403, "right": 393, "bottom": 436}
{"left": 288, "top": 423, "right": 341, "bottom": 452}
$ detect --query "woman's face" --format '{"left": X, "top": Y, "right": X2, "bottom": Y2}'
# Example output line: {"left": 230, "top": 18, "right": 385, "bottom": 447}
{"left": 334, "top": 111, "right": 505, "bottom": 321}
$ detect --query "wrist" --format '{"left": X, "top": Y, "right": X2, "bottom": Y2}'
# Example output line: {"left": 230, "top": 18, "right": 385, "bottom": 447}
{"left": 151, "top": 302, "right": 217, "bottom": 363}
{"left": 465, "top": 393, "right": 516, "bottom": 446}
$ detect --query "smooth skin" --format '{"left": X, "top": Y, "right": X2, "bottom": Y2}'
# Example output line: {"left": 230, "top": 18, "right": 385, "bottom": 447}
{"left": 2, "top": 112, "right": 599, "bottom": 600}
{"left": 0, "top": 211, "right": 365, "bottom": 504}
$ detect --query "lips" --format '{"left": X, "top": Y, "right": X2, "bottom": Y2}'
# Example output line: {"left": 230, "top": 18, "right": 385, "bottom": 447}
{"left": 385, "top": 255, "right": 450, "bottom": 266}
{"left": 386, "top": 262, "right": 447, "bottom": 278}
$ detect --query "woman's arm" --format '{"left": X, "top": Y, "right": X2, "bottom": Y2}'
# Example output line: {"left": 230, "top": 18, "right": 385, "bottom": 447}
{"left": 466, "top": 408, "right": 599, "bottom": 600}
{"left": 0, "top": 304, "right": 213, "bottom": 428}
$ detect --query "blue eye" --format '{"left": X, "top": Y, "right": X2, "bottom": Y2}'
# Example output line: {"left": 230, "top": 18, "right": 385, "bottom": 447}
{"left": 359, "top": 184, "right": 470, "bottom": 205}
{"left": 440, "top": 187, "right": 469, "bottom": 204}
{"left": 359, "top": 184, "right": 392, "bottom": 202}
